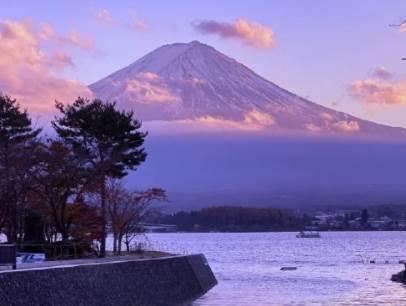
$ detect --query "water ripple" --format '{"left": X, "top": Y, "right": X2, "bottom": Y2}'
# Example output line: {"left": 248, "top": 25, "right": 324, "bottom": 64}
{"left": 146, "top": 231, "right": 406, "bottom": 305}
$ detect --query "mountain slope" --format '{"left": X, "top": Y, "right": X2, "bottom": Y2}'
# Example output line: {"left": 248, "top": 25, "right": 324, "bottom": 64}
{"left": 89, "top": 41, "right": 406, "bottom": 137}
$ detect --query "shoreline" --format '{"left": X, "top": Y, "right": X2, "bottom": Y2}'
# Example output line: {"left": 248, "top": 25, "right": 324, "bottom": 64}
{"left": 146, "top": 229, "right": 406, "bottom": 234}
{"left": 0, "top": 254, "right": 217, "bottom": 305}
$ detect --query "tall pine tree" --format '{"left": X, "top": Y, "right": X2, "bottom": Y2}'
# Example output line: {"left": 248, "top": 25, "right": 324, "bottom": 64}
{"left": 0, "top": 95, "right": 41, "bottom": 242}
{"left": 53, "top": 97, "right": 147, "bottom": 256}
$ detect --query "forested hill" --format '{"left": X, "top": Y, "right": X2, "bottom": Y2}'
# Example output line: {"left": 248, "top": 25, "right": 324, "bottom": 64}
{"left": 159, "top": 206, "right": 308, "bottom": 232}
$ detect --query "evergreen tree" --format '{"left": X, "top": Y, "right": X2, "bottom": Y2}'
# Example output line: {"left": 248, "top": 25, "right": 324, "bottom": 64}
{"left": 52, "top": 98, "right": 147, "bottom": 256}
{"left": 0, "top": 95, "right": 41, "bottom": 242}
{"left": 361, "top": 209, "right": 369, "bottom": 227}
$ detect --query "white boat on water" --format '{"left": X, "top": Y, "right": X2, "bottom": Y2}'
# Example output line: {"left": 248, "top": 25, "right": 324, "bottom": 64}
{"left": 296, "top": 231, "right": 320, "bottom": 238}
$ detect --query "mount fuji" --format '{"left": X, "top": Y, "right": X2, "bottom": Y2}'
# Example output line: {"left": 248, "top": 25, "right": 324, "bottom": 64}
{"left": 90, "top": 41, "right": 405, "bottom": 138}
{"left": 89, "top": 41, "right": 406, "bottom": 209}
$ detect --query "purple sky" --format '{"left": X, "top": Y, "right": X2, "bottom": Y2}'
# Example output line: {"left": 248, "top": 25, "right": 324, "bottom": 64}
{"left": 1, "top": 0, "right": 406, "bottom": 127}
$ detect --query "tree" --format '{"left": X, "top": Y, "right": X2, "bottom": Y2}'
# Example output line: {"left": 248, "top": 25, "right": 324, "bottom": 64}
{"left": 67, "top": 195, "right": 103, "bottom": 250}
{"left": 53, "top": 98, "right": 147, "bottom": 256}
{"left": 30, "top": 140, "right": 88, "bottom": 242}
{"left": 23, "top": 210, "right": 45, "bottom": 242}
{"left": 0, "top": 95, "right": 41, "bottom": 242}
{"left": 361, "top": 209, "right": 369, "bottom": 227}
{"left": 31, "top": 191, "right": 102, "bottom": 258}
{"left": 106, "top": 180, "right": 166, "bottom": 254}
{"left": 161, "top": 206, "right": 305, "bottom": 232}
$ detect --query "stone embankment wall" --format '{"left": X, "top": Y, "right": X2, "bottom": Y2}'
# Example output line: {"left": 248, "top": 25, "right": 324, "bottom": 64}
{"left": 0, "top": 254, "right": 217, "bottom": 306}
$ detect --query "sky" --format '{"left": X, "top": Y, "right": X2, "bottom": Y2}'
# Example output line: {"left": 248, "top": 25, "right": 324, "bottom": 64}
{"left": 1, "top": 0, "right": 406, "bottom": 127}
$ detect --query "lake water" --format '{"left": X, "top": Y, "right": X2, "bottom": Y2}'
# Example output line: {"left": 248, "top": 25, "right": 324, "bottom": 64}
{"left": 145, "top": 231, "right": 406, "bottom": 306}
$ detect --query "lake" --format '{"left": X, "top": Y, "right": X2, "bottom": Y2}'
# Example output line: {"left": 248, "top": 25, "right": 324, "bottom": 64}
{"left": 145, "top": 231, "right": 406, "bottom": 305}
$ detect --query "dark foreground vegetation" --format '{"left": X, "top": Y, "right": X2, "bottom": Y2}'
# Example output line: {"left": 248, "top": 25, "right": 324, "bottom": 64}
{"left": 0, "top": 94, "right": 166, "bottom": 259}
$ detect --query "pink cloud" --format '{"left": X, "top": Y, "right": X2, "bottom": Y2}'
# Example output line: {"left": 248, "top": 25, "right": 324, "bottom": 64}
{"left": 66, "top": 31, "right": 94, "bottom": 50}
{"left": 94, "top": 9, "right": 117, "bottom": 25}
{"left": 305, "top": 119, "right": 360, "bottom": 133}
{"left": 320, "top": 112, "right": 334, "bottom": 121}
{"left": 371, "top": 66, "right": 392, "bottom": 80}
{"left": 128, "top": 9, "right": 148, "bottom": 32}
{"left": 305, "top": 123, "right": 322, "bottom": 132}
{"left": 333, "top": 120, "right": 360, "bottom": 132}
{"left": 177, "top": 110, "right": 275, "bottom": 132}
{"left": 399, "top": 23, "right": 406, "bottom": 33}
{"left": 124, "top": 72, "right": 180, "bottom": 104}
{"left": 39, "top": 22, "right": 94, "bottom": 51}
{"left": 93, "top": 8, "right": 148, "bottom": 32}
{"left": 350, "top": 78, "right": 406, "bottom": 106}
{"left": 192, "top": 18, "right": 275, "bottom": 49}
{"left": 0, "top": 19, "right": 92, "bottom": 113}
{"left": 38, "top": 22, "right": 57, "bottom": 40}
{"left": 49, "top": 51, "right": 74, "bottom": 69}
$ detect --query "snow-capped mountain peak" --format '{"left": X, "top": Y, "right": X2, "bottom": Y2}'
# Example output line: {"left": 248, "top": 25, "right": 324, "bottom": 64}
{"left": 89, "top": 41, "right": 406, "bottom": 138}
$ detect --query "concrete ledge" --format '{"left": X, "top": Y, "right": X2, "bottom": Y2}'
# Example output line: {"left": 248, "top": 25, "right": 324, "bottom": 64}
{"left": 0, "top": 254, "right": 217, "bottom": 306}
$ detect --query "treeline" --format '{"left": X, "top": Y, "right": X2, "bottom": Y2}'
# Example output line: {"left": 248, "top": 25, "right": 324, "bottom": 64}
{"left": 160, "top": 206, "right": 309, "bottom": 232}
{"left": 0, "top": 94, "right": 166, "bottom": 258}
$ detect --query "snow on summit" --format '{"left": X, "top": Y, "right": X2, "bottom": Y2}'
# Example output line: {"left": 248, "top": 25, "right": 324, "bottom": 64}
{"left": 89, "top": 41, "right": 406, "bottom": 138}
